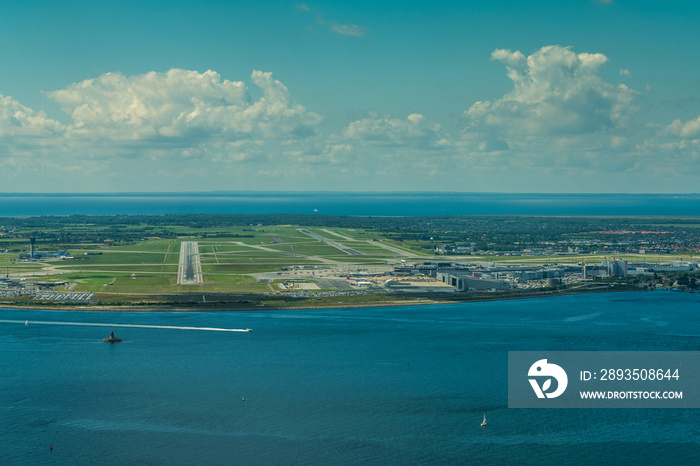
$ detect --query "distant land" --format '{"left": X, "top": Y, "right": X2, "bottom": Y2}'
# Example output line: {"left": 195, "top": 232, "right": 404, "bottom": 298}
{"left": 1, "top": 213, "right": 697, "bottom": 311}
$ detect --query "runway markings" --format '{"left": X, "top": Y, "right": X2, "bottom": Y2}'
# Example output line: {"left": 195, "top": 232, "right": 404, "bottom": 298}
{"left": 177, "top": 241, "right": 203, "bottom": 285}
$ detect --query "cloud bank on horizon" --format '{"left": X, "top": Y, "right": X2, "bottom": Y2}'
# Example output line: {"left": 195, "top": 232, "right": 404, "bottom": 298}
{"left": 0, "top": 44, "right": 698, "bottom": 193}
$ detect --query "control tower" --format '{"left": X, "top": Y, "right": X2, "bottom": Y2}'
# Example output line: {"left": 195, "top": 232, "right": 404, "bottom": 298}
{"left": 29, "top": 238, "right": 36, "bottom": 258}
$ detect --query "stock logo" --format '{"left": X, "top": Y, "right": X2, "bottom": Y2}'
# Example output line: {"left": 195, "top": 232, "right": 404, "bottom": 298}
{"left": 528, "top": 359, "right": 568, "bottom": 399}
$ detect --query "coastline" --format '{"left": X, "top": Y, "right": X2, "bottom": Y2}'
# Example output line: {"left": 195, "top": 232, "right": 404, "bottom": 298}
{"left": 0, "top": 285, "right": 648, "bottom": 313}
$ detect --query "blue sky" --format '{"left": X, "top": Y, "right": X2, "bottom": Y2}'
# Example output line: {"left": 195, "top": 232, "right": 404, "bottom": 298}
{"left": 1, "top": 0, "right": 699, "bottom": 192}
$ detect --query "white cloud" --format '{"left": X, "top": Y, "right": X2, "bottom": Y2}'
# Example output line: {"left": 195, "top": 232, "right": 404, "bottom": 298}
{"left": 299, "top": 5, "right": 367, "bottom": 37}
{"left": 324, "top": 143, "right": 354, "bottom": 165}
{"left": 0, "top": 93, "right": 67, "bottom": 179}
{"left": 460, "top": 45, "right": 639, "bottom": 166}
{"left": 46, "top": 69, "right": 320, "bottom": 144}
{"left": 0, "top": 69, "right": 329, "bottom": 188}
{"left": 327, "top": 22, "right": 367, "bottom": 37}
{"left": 466, "top": 46, "right": 637, "bottom": 134}
{"left": 0, "top": 93, "right": 63, "bottom": 137}
{"left": 343, "top": 113, "right": 444, "bottom": 147}
{"left": 667, "top": 115, "right": 700, "bottom": 139}
{"left": 1, "top": 50, "right": 700, "bottom": 192}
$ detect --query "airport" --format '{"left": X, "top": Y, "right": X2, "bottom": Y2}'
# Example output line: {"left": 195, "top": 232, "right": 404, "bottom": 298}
{"left": 1, "top": 217, "right": 699, "bottom": 309}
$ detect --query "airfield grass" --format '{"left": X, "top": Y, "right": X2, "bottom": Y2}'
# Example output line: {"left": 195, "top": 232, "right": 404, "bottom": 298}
{"left": 201, "top": 262, "right": 306, "bottom": 274}
{"left": 197, "top": 244, "right": 260, "bottom": 253}
{"left": 200, "top": 283, "right": 271, "bottom": 293}
{"left": 125, "top": 240, "right": 175, "bottom": 252}
{"left": 64, "top": 272, "right": 175, "bottom": 293}
{"left": 53, "top": 265, "right": 179, "bottom": 273}
{"left": 201, "top": 250, "right": 289, "bottom": 259}
{"left": 203, "top": 273, "right": 256, "bottom": 284}
{"left": 63, "top": 251, "right": 167, "bottom": 265}
{"left": 164, "top": 253, "right": 181, "bottom": 265}
{"left": 0, "top": 254, "right": 45, "bottom": 268}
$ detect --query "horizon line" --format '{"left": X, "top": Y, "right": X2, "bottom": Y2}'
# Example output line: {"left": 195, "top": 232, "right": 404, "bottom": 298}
{"left": 0, "top": 191, "right": 699, "bottom": 196}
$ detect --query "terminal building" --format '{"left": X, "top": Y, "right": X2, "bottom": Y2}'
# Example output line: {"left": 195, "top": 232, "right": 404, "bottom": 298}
{"left": 601, "top": 259, "right": 628, "bottom": 278}
{"left": 17, "top": 238, "right": 72, "bottom": 261}
{"left": 437, "top": 272, "right": 510, "bottom": 291}
{"left": 18, "top": 250, "right": 71, "bottom": 261}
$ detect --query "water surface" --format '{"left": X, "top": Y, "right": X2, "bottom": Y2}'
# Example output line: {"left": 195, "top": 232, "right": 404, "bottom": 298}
{"left": 1, "top": 291, "right": 698, "bottom": 464}
{"left": 2, "top": 192, "right": 700, "bottom": 216}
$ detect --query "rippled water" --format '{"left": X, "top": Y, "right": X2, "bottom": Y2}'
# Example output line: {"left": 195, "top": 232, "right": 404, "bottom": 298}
{"left": 1, "top": 192, "right": 700, "bottom": 216}
{"left": 1, "top": 291, "right": 699, "bottom": 465}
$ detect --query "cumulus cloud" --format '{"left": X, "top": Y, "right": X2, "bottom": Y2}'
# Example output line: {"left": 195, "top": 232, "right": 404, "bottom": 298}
{"left": 0, "top": 93, "right": 64, "bottom": 137}
{"left": 460, "top": 45, "right": 639, "bottom": 165}
{"left": 466, "top": 46, "right": 637, "bottom": 134}
{"left": 1, "top": 51, "right": 699, "bottom": 191}
{"left": 47, "top": 69, "right": 321, "bottom": 143}
{"left": 343, "top": 113, "right": 445, "bottom": 147}
{"left": 0, "top": 92, "right": 67, "bottom": 179}
{"left": 329, "top": 113, "right": 452, "bottom": 179}
{"left": 667, "top": 115, "right": 700, "bottom": 139}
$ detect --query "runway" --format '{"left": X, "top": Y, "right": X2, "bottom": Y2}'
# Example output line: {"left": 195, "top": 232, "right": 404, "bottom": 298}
{"left": 0, "top": 319, "right": 252, "bottom": 332}
{"left": 297, "top": 229, "right": 364, "bottom": 255}
{"left": 178, "top": 241, "right": 203, "bottom": 285}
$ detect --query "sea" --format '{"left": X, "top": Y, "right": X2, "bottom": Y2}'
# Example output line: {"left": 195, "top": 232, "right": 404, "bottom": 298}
{"left": 1, "top": 292, "right": 699, "bottom": 465}
{"left": 1, "top": 192, "right": 700, "bottom": 217}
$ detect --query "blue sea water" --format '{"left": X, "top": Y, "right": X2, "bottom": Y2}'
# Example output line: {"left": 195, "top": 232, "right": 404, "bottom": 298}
{"left": 1, "top": 291, "right": 699, "bottom": 465}
{"left": 1, "top": 192, "right": 700, "bottom": 216}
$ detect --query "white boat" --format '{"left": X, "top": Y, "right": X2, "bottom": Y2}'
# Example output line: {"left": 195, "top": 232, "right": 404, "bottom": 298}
{"left": 480, "top": 414, "right": 487, "bottom": 427}
{"left": 25, "top": 320, "right": 29, "bottom": 326}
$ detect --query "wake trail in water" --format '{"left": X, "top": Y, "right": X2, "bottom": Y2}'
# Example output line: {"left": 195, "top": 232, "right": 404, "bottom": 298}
{"left": 0, "top": 319, "right": 251, "bottom": 332}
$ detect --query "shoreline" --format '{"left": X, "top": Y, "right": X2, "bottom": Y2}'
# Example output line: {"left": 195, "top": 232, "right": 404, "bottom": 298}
{"left": 0, "top": 286, "right": 649, "bottom": 313}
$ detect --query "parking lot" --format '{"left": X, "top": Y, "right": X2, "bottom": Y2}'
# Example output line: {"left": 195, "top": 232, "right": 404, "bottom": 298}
{"left": 0, "top": 290, "right": 95, "bottom": 302}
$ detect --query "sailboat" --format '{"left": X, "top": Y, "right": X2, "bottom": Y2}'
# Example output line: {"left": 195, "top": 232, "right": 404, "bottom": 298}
{"left": 480, "top": 413, "right": 487, "bottom": 427}
{"left": 25, "top": 320, "right": 29, "bottom": 326}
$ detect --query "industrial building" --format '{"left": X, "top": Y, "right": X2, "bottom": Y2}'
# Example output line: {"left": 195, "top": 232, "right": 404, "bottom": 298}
{"left": 17, "top": 238, "right": 72, "bottom": 261}
{"left": 601, "top": 259, "right": 628, "bottom": 278}
{"left": 437, "top": 272, "right": 510, "bottom": 291}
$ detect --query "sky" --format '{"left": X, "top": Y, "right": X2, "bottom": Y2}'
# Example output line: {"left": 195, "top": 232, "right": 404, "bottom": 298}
{"left": 0, "top": 0, "right": 699, "bottom": 193}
